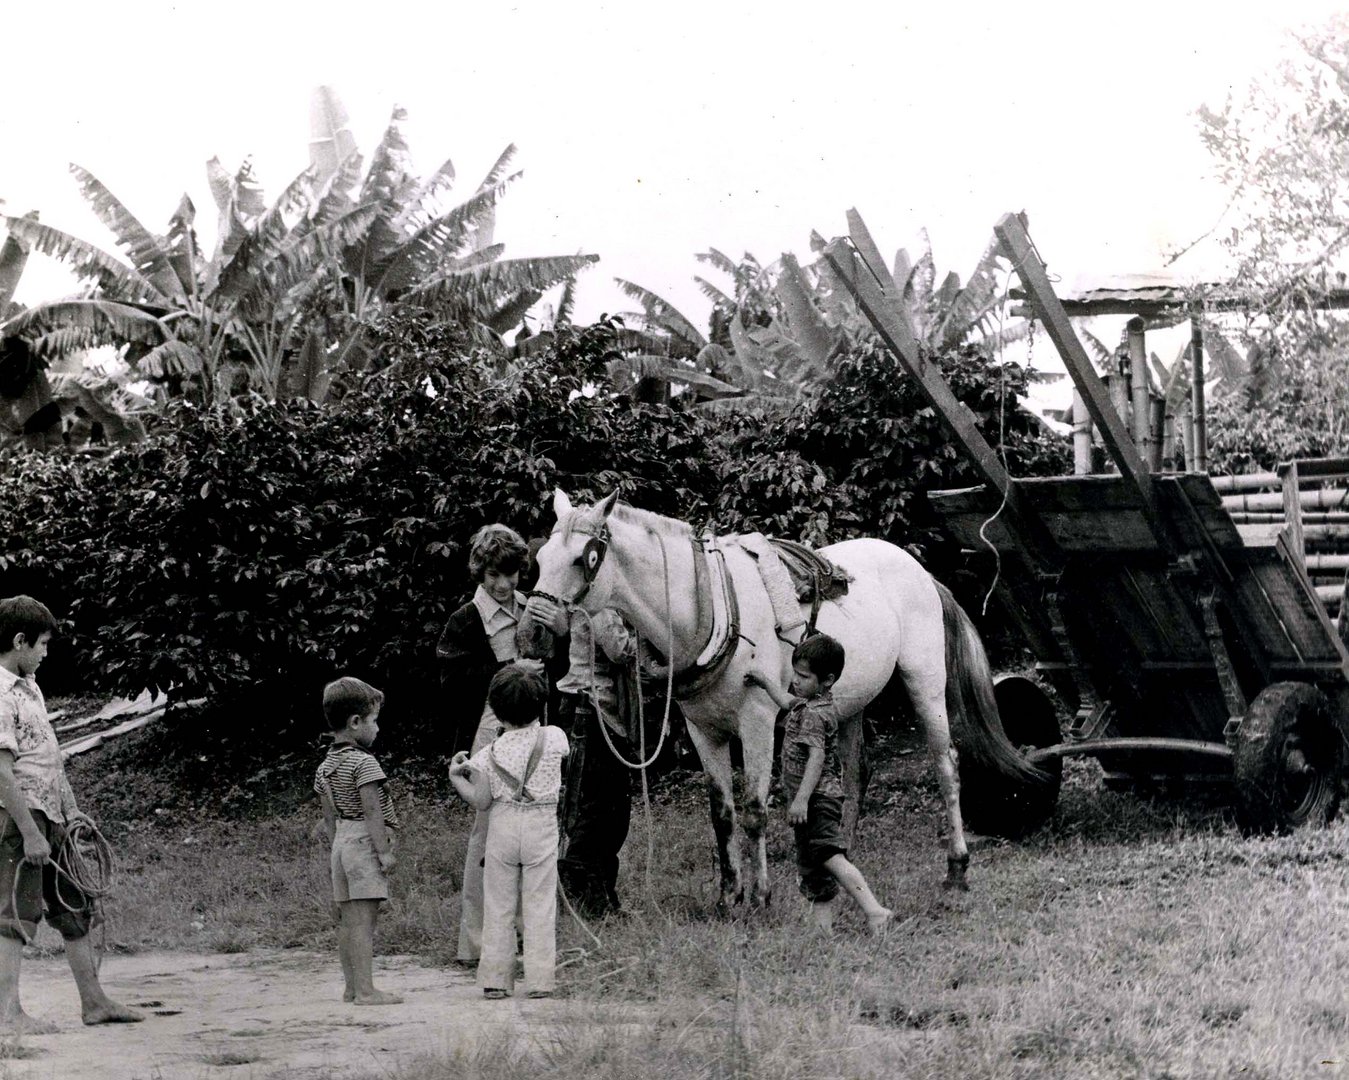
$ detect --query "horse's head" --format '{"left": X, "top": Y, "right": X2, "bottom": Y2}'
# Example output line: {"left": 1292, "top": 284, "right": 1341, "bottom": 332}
{"left": 530, "top": 488, "right": 620, "bottom": 612}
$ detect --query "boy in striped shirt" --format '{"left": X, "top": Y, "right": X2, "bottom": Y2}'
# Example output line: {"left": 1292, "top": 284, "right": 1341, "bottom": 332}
{"left": 314, "top": 677, "right": 402, "bottom": 1006}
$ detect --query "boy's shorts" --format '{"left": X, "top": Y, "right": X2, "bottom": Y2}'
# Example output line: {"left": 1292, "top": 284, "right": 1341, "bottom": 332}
{"left": 331, "top": 819, "right": 391, "bottom": 903}
{"left": 793, "top": 792, "right": 847, "bottom": 903}
{"left": 0, "top": 809, "right": 96, "bottom": 942}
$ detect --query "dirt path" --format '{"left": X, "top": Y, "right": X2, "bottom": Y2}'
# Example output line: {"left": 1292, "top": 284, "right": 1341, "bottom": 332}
{"left": 3, "top": 949, "right": 590, "bottom": 1079}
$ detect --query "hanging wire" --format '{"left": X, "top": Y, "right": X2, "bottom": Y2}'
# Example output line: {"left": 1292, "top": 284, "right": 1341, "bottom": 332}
{"left": 977, "top": 265, "right": 1025, "bottom": 616}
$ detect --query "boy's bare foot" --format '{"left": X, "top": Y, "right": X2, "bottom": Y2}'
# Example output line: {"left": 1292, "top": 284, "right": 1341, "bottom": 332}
{"left": 1, "top": 1010, "right": 59, "bottom": 1034}
{"left": 82, "top": 1000, "right": 144, "bottom": 1025}
{"left": 352, "top": 990, "right": 403, "bottom": 1006}
{"left": 867, "top": 908, "right": 894, "bottom": 936}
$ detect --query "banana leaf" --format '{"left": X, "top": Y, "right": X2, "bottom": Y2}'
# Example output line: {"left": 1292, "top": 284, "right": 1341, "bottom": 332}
{"left": 308, "top": 86, "right": 358, "bottom": 184}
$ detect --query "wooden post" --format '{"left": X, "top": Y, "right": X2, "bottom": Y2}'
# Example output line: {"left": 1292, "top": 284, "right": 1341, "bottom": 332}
{"left": 994, "top": 212, "right": 1172, "bottom": 551}
{"left": 1190, "top": 314, "right": 1207, "bottom": 473}
{"left": 1127, "top": 317, "right": 1151, "bottom": 466}
{"left": 1072, "top": 390, "right": 1092, "bottom": 475}
{"left": 1149, "top": 394, "right": 1166, "bottom": 470}
{"left": 1280, "top": 459, "right": 1306, "bottom": 565}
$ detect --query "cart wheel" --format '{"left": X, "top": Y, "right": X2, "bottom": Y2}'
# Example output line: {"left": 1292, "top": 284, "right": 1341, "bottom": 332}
{"left": 1233, "top": 682, "right": 1343, "bottom": 834}
{"left": 959, "top": 675, "right": 1063, "bottom": 839}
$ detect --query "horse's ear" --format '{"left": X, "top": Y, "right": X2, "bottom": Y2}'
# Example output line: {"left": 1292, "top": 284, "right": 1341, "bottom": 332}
{"left": 553, "top": 489, "right": 573, "bottom": 518}
{"left": 597, "top": 490, "right": 620, "bottom": 520}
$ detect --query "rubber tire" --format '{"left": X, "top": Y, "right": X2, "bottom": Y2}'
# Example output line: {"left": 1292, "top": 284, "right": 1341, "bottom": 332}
{"left": 958, "top": 675, "right": 1064, "bottom": 840}
{"left": 1233, "top": 681, "right": 1343, "bottom": 834}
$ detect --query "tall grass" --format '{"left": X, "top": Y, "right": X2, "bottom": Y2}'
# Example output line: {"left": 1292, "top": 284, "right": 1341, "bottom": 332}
{"left": 67, "top": 729, "right": 1349, "bottom": 1079}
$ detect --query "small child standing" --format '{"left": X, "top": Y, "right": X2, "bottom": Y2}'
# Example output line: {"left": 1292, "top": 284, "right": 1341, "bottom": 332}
{"left": 745, "top": 635, "right": 892, "bottom": 934}
{"left": 314, "top": 676, "right": 403, "bottom": 1006}
{"left": 449, "top": 663, "right": 568, "bottom": 999}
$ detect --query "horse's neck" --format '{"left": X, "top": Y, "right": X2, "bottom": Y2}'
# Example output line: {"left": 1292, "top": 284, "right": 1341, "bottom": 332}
{"left": 608, "top": 524, "right": 702, "bottom": 669}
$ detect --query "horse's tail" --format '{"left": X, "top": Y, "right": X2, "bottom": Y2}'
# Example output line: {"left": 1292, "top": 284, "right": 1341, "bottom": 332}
{"left": 938, "top": 581, "right": 1052, "bottom": 786}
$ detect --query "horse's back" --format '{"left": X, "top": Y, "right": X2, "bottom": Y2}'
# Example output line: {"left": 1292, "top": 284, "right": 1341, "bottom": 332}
{"left": 810, "top": 538, "right": 945, "bottom": 716}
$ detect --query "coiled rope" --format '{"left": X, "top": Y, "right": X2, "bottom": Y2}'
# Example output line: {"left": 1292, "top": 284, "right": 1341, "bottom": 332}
{"left": 9, "top": 817, "right": 116, "bottom": 948}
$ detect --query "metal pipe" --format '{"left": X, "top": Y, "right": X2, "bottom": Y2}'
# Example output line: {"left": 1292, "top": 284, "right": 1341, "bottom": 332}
{"left": 1026, "top": 737, "right": 1233, "bottom": 765}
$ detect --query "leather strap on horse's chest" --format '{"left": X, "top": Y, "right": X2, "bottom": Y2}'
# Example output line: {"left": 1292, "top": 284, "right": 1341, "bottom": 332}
{"left": 672, "top": 539, "right": 740, "bottom": 699}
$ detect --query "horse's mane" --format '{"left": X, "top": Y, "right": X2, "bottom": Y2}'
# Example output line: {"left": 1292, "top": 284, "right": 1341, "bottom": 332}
{"left": 562, "top": 500, "right": 694, "bottom": 540}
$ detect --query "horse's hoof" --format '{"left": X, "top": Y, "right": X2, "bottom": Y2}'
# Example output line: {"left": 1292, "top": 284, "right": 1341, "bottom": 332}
{"left": 944, "top": 854, "right": 970, "bottom": 891}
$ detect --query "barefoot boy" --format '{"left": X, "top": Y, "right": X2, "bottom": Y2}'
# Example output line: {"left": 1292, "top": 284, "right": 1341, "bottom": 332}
{"left": 745, "top": 634, "right": 892, "bottom": 934}
{"left": 314, "top": 676, "right": 403, "bottom": 1006}
{"left": 0, "top": 595, "right": 142, "bottom": 1032}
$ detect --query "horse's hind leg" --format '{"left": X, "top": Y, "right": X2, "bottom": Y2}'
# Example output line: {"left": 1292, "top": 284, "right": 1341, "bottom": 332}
{"left": 905, "top": 674, "right": 969, "bottom": 890}
{"left": 685, "top": 723, "right": 743, "bottom": 911}
{"left": 836, "top": 712, "right": 866, "bottom": 846}
{"left": 737, "top": 702, "right": 776, "bottom": 908}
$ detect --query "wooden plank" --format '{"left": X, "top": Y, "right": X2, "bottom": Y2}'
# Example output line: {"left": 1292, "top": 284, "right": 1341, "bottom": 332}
{"left": 1162, "top": 475, "right": 1246, "bottom": 553}
{"left": 1281, "top": 459, "right": 1306, "bottom": 563}
{"left": 994, "top": 213, "right": 1169, "bottom": 554}
{"left": 1243, "top": 561, "right": 1341, "bottom": 663}
{"left": 845, "top": 209, "right": 908, "bottom": 316}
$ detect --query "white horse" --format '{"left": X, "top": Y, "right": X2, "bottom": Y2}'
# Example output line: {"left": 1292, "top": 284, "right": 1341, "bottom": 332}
{"left": 529, "top": 489, "right": 1047, "bottom": 908}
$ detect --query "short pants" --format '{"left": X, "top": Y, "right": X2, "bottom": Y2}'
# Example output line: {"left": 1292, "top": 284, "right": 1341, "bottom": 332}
{"left": 793, "top": 791, "right": 847, "bottom": 903}
{"left": 331, "top": 819, "right": 392, "bottom": 903}
{"left": 0, "top": 808, "right": 96, "bottom": 942}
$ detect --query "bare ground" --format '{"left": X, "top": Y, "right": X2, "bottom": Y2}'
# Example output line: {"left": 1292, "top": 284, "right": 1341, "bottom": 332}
{"left": 0, "top": 949, "right": 598, "bottom": 1080}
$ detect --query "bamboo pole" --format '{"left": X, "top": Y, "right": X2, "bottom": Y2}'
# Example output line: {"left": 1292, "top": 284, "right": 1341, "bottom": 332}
{"left": 1221, "top": 488, "right": 1349, "bottom": 513}
{"left": 1190, "top": 314, "right": 1207, "bottom": 472}
{"left": 1148, "top": 394, "right": 1165, "bottom": 471}
{"left": 1127, "top": 317, "right": 1151, "bottom": 465}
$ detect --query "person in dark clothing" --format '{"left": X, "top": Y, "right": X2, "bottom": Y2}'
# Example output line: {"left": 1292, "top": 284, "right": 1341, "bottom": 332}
{"left": 436, "top": 525, "right": 567, "bottom": 964}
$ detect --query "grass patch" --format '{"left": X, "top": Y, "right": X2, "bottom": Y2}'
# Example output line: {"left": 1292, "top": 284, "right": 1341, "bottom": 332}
{"left": 200, "top": 1049, "right": 263, "bottom": 1066}
{"left": 62, "top": 721, "right": 1349, "bottom": 1078}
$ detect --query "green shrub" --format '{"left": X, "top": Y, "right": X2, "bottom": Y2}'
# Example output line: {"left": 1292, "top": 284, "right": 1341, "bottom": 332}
{"left": 0, "top": 317, "right": 1066, "bottom": 763}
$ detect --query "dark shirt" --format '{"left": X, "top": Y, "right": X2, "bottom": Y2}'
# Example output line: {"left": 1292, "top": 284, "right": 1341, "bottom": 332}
{"left": 436, "top": 598, "right": 570, "bottom": 753}
{"left": 780, "top": 692, "right": 844, "bottom": 801}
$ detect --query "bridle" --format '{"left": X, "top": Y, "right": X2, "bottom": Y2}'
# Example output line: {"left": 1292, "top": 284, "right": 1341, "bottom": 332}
{"left": 529, "top": 521, "right": 611, "bottom": 607}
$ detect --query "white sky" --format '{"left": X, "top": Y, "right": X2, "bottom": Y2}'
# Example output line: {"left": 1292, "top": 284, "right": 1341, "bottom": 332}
{"left": 3, "top": 0, "right": 1346, "bottom": 341}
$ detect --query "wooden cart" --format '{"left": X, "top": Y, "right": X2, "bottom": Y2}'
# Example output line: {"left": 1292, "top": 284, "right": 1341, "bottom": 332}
{"left": 824, "top": 213, "right": 1349, "bottom": 836}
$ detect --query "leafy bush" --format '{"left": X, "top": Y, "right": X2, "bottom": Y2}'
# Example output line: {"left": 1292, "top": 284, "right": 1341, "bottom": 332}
{"left": 712, "top": 341, "right": 1069, "bottom": 575}
{"left": 0, "top": 317, "right": 1066, "bottom": 763}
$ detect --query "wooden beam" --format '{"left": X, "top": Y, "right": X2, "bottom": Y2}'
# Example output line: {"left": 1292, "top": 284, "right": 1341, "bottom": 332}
{"left": 994, "top": 213, "right": 1173, "bottom": 554}
{"left": 823, "top": 237, "right": 1063, "bottom": 570}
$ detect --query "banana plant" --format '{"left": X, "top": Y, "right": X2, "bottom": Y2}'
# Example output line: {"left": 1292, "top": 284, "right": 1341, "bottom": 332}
{"left": 0, "top": 90, "right": 599, "bottom": 411}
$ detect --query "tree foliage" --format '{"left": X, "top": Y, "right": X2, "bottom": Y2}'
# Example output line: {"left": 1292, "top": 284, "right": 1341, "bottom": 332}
{"left": 1197, "top": 13, "right": 1349, "bottom": 462}
{"left": 0, "top": 93, "right": 598, "bottom": 436}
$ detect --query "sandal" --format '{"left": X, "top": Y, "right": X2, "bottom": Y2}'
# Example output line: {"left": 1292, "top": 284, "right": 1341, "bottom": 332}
{"left": 482, "top": 988, "right": 510, "bottom": 1000}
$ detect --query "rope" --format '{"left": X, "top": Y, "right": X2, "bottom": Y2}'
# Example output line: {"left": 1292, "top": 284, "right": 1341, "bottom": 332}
{"left": 978, "top": 264, "right": 1020, "bottom": 617}
{"left": 9, "top": 817, "right": 116, "bottom": 948}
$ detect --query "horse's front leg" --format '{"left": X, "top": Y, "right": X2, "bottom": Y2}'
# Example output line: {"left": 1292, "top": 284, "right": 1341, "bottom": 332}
{"left": 908, "top": 680, "right": 969, "bottom": 891}
{"left": 737, "top": 699, "right": 776, "bottom": 908}
{"left": 684, "top": 723, "right": 743, "bottom": 912}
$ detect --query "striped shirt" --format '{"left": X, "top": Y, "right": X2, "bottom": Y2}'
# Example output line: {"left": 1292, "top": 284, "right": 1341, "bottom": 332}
{"left": 313, "top": 744, "right": 399, "bottom": 829}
